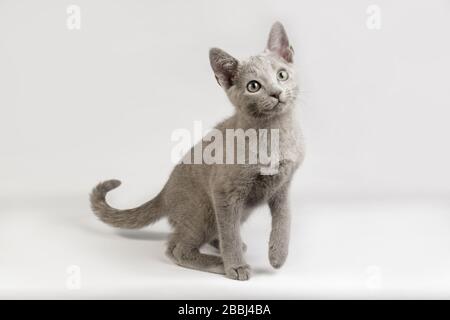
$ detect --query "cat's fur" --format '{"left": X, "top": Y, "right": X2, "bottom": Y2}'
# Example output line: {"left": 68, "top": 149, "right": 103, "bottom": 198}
{"left": 90, "top": 22, "right": 305, "bottom": 281}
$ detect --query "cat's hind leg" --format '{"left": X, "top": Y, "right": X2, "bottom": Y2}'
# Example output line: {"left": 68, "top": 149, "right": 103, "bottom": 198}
{"left": 209, "top": 238, "right": 247, "bottom": 252}
{"left": 166, "top": 236, "right": 225, "bottom": 275}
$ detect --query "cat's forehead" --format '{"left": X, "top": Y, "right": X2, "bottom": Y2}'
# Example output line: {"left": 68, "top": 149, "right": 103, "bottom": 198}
{"left": 241, "top": 55, "right": 279, "bottom": 73}
{"left": 236, "top": 53, "right": 290, "bottom": 80}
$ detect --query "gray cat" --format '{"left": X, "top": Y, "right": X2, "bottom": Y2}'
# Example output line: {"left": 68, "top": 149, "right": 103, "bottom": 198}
{"left": 90, "top": 22, "right": 305, "bottom": 281}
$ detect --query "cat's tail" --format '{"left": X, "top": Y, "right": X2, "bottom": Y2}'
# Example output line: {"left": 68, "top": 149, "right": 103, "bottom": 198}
{"left": 90, "top": 179, "right": 165, "bottom": 229}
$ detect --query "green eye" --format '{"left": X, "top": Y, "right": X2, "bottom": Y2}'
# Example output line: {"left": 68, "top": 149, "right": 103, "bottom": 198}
{"left": 277, "top": 70, "right": 289, "bottom": 81}
{"left": 246, "top": 80, "right": 261, "bottom": 93}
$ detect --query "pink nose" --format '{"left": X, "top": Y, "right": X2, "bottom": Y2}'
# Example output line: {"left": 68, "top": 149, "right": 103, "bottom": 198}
{"left": 270, "top": 90, "right": 282, "bottom": 100}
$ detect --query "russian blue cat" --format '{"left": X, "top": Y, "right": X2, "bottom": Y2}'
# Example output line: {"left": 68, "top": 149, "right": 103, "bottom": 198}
{"left": 90, "top": 22, "right": 305, "bottom": 280}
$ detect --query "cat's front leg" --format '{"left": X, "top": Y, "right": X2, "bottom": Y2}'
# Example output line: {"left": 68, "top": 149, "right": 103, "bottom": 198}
{"left": 268, "top": 184, "right": 291, "bottom": 269}
{"left": 213, "top": 192, "right": 251, "bottom": 281}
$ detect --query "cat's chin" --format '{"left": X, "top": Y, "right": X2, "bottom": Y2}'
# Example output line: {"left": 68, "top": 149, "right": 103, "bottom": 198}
{"left": 245, "top": 109, "right": 290, "bottom": 121}
{"left": 242, "top": 100, "right": 293, "bottom": 119}
{"left": 260, "top": 101, "right": 293, "bottom": 118}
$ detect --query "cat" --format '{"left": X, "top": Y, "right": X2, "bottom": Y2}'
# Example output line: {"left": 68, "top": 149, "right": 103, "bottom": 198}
{"left": 90, "top": 22, "right": 305, "bottom": 281}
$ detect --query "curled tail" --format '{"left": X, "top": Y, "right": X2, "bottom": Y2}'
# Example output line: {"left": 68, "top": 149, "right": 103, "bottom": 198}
{"left": 90, "top": 179, "right": 164, "bottom": 229}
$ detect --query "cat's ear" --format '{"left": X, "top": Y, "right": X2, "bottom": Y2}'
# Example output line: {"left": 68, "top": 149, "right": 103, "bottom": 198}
{"left": 209, "top": 48, "right": 239, "bottom": 89}
{"left": 266, "top": 22, "right": 294, "bottom": 63}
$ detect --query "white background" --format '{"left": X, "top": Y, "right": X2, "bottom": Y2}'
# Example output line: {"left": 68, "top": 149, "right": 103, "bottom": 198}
{"left": 1, "top": 0, "right": 450, "bottom": 298}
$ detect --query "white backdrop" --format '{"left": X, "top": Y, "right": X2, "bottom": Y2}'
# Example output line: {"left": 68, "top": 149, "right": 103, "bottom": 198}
{"left": 1, "top": 0, "right": 450, "bottom": 299}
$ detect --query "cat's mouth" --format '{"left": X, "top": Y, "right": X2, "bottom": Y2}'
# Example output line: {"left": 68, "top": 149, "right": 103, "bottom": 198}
{"left": 247, "top": 100, "right": 289, "bottom": 118}
{"left": 269, "top": 101, "right": 285, "bottom": 111}
{"left": 257, "top": 101, "right": 286, "bottom": 117}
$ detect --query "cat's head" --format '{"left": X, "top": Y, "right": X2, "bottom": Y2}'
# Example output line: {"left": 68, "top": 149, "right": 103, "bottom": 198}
{"left": 210, "top": 22, "right": 298, "bottom": 119}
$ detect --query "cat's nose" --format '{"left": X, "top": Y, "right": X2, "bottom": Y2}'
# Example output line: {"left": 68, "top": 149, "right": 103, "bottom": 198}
{"left": 270, "top": 90, "right": 282, "bottom": 100}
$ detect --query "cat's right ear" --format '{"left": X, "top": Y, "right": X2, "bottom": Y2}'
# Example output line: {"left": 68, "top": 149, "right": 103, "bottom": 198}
{"left": 267, "top": 22, "right": 294, "bottom": 63}
{"left": 209, "top": 48, "right": 239, "bottom": 89}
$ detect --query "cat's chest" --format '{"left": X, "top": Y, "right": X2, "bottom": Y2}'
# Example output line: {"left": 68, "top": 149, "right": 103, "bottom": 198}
{"left": 278, "top": 123, "right": 305, "bottom": 164}
{"left": 245, "top": 159, "right": 298, "bottom": 207}
{"left": 258, "top": 125, "right": 305, "bottom": 174}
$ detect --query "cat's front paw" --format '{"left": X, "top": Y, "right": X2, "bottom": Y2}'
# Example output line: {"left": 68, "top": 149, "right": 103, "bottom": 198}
{"left": 269, "top": 243, "right": 288, "bottom": 269}
{"left": 225, "top": 264, "right": 251, "bottom": 281}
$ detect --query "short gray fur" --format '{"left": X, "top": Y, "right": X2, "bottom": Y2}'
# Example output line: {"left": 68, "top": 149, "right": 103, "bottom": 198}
{"left": 90, "top": 22, "right": 305, "bottom": 281}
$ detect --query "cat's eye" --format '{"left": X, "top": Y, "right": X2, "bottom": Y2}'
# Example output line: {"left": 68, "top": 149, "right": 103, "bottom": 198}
{"left": 246, "top": 80, "right": 261, "bottom": 93}
{"left": 277, "top": 70, "right": 289, "bottom": 81}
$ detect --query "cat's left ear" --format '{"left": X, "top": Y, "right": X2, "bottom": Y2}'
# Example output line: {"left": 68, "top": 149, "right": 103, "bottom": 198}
{"left": 266, "top": 22, "right": 294, "bottom": 63}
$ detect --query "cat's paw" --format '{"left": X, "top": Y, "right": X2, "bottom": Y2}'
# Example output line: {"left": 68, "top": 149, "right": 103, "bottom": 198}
{"left": 269, "top": 243, "right": 288, "bottom": 269}
{"left": 225, "top": 264, "right": 251, "bottom": 281}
